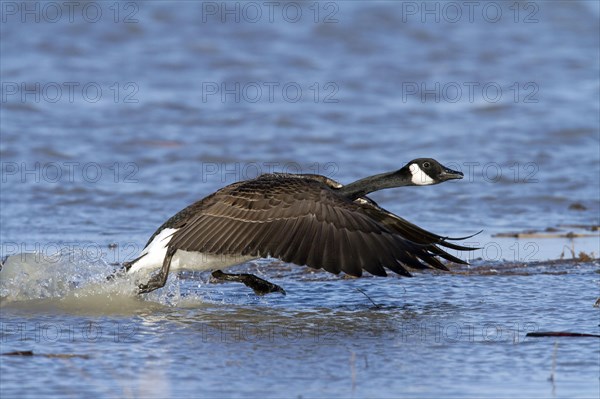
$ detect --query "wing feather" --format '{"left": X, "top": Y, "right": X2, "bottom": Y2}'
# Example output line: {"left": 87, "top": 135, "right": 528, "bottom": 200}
{"left": 165, "top": 174, "right": 465, "bottom": 276}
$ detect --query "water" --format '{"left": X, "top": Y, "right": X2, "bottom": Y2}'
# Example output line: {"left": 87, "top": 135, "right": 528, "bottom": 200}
{"left": 1, "top": 1, "right": 599, "bottom": 397}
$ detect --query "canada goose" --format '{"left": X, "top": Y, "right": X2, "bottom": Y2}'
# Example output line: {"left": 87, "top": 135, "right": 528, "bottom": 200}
{"left": 125, "top": 158, "right": 476, "bottom": 295}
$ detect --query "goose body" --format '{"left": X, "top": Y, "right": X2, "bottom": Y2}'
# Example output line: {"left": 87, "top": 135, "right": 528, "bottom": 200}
{"left": 126, "top": 158, "right": 475, "bottom": 293}
{"left": 126, "top": 228, "right": 255, "bottom": 275}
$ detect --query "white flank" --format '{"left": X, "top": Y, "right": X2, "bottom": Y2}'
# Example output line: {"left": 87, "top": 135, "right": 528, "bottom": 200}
{"left": 409, "top": 163, "right": 435, "bottom": 186}
{"left": 127, "top": 227, "right": 255, "bottom": 275}
{"left": 127, "top": 228, "right": 178, "bottom": 274}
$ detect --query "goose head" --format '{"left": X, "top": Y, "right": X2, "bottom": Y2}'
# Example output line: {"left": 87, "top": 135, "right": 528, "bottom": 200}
{"left": 401, "top": 158, "right": 463, "bottom": 186}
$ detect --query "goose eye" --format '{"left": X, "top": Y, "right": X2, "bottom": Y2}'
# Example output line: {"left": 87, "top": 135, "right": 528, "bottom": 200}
{"left": 423, "top": 162, "right": 431, "bottom": 168}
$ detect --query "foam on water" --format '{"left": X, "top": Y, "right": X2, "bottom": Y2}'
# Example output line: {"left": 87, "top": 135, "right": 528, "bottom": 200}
{"left": 0, "top": 250, "right": 116, "bottom": 301}
{"left": 0, "top": 250, "right": 255, "bottom": 311}
{"left": 0, "top": 250, "right": 158, "bottom": 309}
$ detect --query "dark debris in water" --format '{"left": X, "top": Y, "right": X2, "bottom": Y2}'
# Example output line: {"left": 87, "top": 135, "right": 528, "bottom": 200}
{"left": 559, "top": 224, "right": 600, "bottom": 231}
{"left": 2, "top": 350, "right": 90, "bottom": 359}
{"left": 568, "top": 202, "right": 587, "bottom": 211}
{"left": 355, "top": 287, "right": 383, "bottom": 309}
{"left": 526, "top": 332, "right": 600, "bottom": 338}
{"left": 493, "top": 223, "right": 600, "bottom": 238}
{"left": 446, "top": 257, "right": 598, "bottom": 277}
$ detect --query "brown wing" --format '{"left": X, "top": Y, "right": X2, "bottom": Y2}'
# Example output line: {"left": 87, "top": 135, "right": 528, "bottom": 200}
{"left": 167, "top": 174, "right": 448, "bottom": 277}
{"left": 356, "top": 197, "right": 478, "bottom": 266}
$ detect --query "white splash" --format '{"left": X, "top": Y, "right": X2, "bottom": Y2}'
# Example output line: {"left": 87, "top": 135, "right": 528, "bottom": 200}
{"left": 0, "top": 249, "right": 138, "bottom": 305}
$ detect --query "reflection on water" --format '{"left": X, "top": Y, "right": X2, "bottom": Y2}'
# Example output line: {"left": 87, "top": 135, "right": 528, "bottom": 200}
{"left": 1, "top": 251, "right": 598, "bottom": 397}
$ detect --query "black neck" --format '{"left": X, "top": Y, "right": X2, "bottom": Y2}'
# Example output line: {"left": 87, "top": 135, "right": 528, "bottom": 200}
{"left": 336, "top": 169, "right": 411, "bottom": 200}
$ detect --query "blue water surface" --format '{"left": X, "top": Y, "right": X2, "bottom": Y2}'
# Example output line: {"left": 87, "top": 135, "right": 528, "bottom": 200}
{"left": 1, "top": 1, "right": 599, "bottom": 398}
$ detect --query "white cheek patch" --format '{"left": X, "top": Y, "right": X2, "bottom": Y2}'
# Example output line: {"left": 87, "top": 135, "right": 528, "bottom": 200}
{"left": 409, "top": 164, "right": 435, "bottom": 185}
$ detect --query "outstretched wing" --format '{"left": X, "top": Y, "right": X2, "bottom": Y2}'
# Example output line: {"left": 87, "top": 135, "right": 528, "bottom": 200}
{"left": 167, "top": 175, "right": 451, "bottom": 277}
{"left": 356, "top": 197, "right": 478, "bottom": 266}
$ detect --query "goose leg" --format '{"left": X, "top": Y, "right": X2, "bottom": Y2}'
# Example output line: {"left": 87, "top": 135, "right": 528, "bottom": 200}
{"left": 211, "top": 270, "right": 286, "bottom": 296}
{"left": 138, "top": 248, "right": 175, "bottom": 294}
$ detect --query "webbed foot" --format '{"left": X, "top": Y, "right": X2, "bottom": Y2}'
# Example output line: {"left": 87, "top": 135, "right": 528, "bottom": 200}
{"left": 138, "top": 271, "right": 168, "bottom": 294}
{"left": 211, "top": 270, "right": 286, "bottom": 296}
